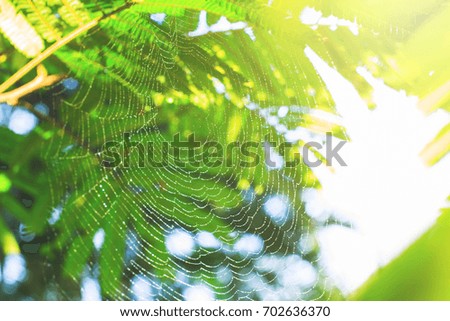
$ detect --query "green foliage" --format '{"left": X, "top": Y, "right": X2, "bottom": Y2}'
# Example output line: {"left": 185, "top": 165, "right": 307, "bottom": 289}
{"left": 0, "top": 0, "right": 448, "bottom": 300}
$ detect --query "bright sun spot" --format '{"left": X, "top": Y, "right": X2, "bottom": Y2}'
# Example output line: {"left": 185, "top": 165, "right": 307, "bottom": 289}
{"left": 304, "top": 46, "right": 450, "bottom": 293}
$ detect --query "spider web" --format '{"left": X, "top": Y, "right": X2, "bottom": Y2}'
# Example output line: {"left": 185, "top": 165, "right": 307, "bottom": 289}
{"left": 0, "top": 0, "right": 436, "bottom": 302}
{"left": 9, "top": 1, "right": 369, "bottom": 301}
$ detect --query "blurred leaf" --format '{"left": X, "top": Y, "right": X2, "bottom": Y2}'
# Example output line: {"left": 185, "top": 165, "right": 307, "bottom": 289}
{"left": 99, "top": 202, "right": 127, "bottom": 298}
{"left": 351, "top": 208, "right": 450, "bottom": 300}
{"left": 420, "top": 123, "right": 450, "bottom": 166}
{"left": 0, "top": 216, "right": 20, "bottom": 254}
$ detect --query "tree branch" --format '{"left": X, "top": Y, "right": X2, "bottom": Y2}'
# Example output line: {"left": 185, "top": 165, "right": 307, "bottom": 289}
{"left": 0, "top": 64, "right": 64, "bottom": 105}
{"left": 0, "top": 2, "right": 134, "bottom": 95}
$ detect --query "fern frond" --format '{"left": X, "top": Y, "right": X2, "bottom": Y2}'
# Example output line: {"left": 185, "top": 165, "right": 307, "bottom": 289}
{"left": 12, "top": 0, "right": 63, "bottom": 42}
{"left": 0, "top": 0, "right": 44, "bottom": 57}
{"left": 58, "top": 0, "right": 91, "bottom": 27}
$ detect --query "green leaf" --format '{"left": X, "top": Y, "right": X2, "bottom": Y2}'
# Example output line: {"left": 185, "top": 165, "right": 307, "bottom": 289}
{"left": 0, "top": 174, "right": 12, "bottom": 193}
{"left": 351, "top": 208, "right": 450, "bottom": 300}
{"left": 0, "top": 216, "right": 20, "bottom": 255}
{"left": 99, "top": 201, "right": 128, "bottom": 298}
{"left": 63, "top": 235, "right": 94, "bottom": 279}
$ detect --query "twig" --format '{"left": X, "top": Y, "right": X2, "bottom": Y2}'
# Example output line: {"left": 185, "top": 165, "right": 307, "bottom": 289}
{"left": 418, "top": 79, "right": 450, "bottom": 114}
{"left": 0, "top": 64, "right": 64, "bottom": 105}
{"left": 0, "top": 2, "right": 133, "bottom": 95}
